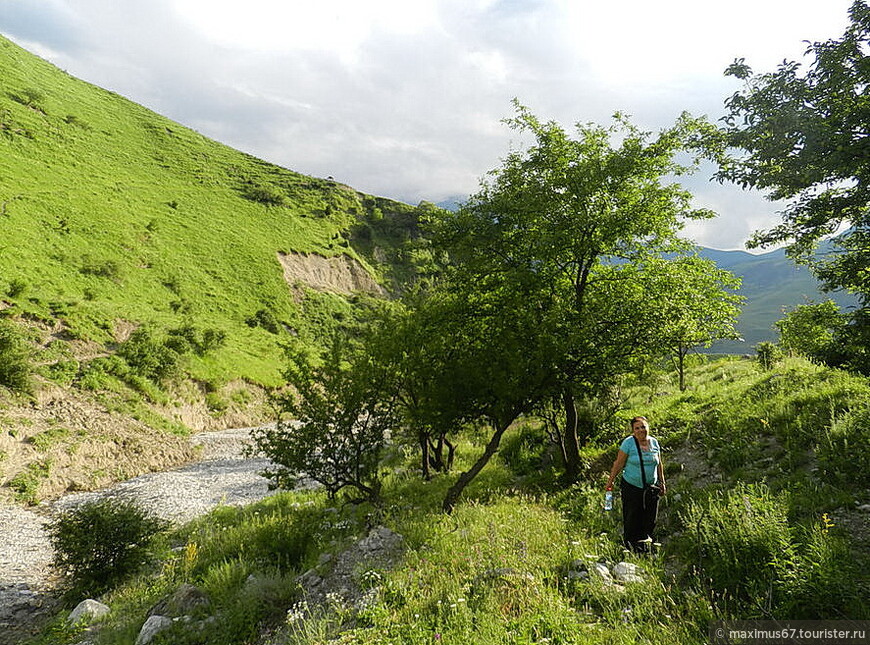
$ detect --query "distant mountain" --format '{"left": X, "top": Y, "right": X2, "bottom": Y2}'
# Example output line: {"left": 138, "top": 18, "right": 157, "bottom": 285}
{"left": 434, "top": 197, "right": 465, "bottom": 212}
{"left": 698, "top": 246, "right": 857, "bottom": 353}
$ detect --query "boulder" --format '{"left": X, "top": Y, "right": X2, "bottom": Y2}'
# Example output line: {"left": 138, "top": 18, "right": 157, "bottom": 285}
{"left": 135, "top": 615, "right": 173, "bottom": 645}
{"left": 590, "top": 562, "right": 612, "bottom": 581}
{"left": 147, "top": 583, "right": 210, "bottom": 618}
{"left": 612, "top": 561, "right": 644, "bottom": 584}
{"left": 67, "top": 599, "right": 110, "bottom": 626}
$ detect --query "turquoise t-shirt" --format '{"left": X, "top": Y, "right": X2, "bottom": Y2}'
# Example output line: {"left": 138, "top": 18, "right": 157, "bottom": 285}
{"left": 619, "top": 436, "right": 660, "bottom": 488}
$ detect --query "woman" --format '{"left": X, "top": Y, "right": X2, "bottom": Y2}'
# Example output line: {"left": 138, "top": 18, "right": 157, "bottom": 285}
{"left": 605, "top": 415, "right": 667, "bottom": 552}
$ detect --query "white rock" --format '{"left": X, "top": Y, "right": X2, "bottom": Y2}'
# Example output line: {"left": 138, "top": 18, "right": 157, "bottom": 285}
{"left": 612, "top": 562, "right": 644, "bottom": 583}
{"left": 67, "top": 599, "right": 110, "bottom": 625}
{"left": 135, "top": 615, "right": 173, "bottom": 645}
{"left": 590, "top": 562, "right": 612, "bottom": 580}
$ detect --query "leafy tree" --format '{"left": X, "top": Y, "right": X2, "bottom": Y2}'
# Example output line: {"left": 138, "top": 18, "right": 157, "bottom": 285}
{"left": 718, "top": 1, "right": 870, "bottom": 358}
{"left": 435, "top": 103, "right": 730, "bottom": 482}
{"left": 367, "top": 296, "right": 465, "bottom": 480}
{"left": 652, "top": 255, "right": 743, "bottom": 390}
{"left": 252, "top": 335, "right": 396, "bottom": 503}
{"left": 775, "top": 300, "right": 845, "bottom": 361}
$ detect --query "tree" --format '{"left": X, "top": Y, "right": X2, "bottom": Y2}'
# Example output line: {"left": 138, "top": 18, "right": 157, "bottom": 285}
{"left": 366, "top": 295, "right": 466, "bottom": 480}
{"left": 775, "top": 300, "right": 845, "bottom": 360}
{"left": 718, "top": 1, "right": 870, "bottom": 352}
{"left": 652, "top": 255, "right": 743, "bottom": 390}
{"left": 251, "top": 335, "right": 396, "bottom": 503}
{"left": 435, "top": 104, "right": 730, "bottom": 482}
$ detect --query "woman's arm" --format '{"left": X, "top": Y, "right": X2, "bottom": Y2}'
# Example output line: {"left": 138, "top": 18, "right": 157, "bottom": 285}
{"left": 656, "top": 453, "right": 667, "bottom": 496}
{"left": 605, "top": 449, "right": 628, "bottom": 489}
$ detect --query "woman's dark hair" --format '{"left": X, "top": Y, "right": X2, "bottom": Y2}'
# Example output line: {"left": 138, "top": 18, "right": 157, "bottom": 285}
{"left": 630, "top": 416, "right": 648, "bottom": 426}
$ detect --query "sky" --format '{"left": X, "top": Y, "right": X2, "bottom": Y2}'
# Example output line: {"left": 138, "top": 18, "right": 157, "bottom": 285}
{"left": 0, "top": 0, "right": 855, "bottom": 251}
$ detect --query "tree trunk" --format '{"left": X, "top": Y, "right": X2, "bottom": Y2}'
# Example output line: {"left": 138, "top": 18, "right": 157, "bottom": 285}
{"left": 419, "top": 430, "right": 431, "bottom": 480}
{"left": 562, "top": 387, "right": 581, "bottom": 483}
{"left": 442, "top": 419, "right": 512, "bottom": 513}
{"left": 445, "top": 437, "right": 456, "bottom": 471}
{"left": 678, "top": 344, "right": 687, "bottom": 392}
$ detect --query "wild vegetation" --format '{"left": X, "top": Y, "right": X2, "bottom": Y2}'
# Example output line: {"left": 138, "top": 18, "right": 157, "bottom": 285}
{"left": 28, "top": 356, "right": 870, "bottom": 645}
{"left": 7, "top": 3, "right": 870, "bottom": 643}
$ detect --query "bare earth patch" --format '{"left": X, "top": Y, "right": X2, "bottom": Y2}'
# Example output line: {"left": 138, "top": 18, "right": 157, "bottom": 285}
{"left": 277, "top": 251, "right": 386, "bottom": 297}
{"left": 0, "top": 384, "right": 195, "bottom": 503}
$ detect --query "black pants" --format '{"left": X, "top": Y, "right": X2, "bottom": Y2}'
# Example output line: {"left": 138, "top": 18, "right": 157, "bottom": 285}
{"left": 620, "top": 479, "right": 659, "bottom": 552}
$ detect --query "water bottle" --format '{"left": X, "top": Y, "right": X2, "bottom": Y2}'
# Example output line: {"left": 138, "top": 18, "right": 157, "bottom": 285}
{"left": 604, "top": 489, "right": 613, "bottom": 511}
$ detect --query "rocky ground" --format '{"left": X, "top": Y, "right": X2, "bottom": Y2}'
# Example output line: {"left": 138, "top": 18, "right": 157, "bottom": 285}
{"left": 0, "top": 425, "right": 282, "bottom": 645}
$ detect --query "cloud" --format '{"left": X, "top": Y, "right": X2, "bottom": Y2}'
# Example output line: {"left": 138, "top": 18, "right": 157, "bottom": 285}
{"left": 0, "top": 0, "right": 856, "bottom": 250}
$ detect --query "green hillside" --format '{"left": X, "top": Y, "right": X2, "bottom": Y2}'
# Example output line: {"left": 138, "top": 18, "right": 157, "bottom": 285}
{"left": 0, "top": 34, "right": 420, "bottom": 386}
{"left": 701, "top": 248, "right": 858, "bottom": 352}
{"left": 0, "top": 34, "right": 428, "bottom": 502}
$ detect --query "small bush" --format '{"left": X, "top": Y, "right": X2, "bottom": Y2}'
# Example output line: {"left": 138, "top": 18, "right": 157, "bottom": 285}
{"left": 49, "top": 498, "right": 169, "bottom": 598}
{"left": 241, "top": 183, "right": 285, "bottom": 206}
{"left": 0, "top": 320, "right": 31, "bottom": 393}
{"left": 755, "top": 341, "right": 782, "bottom": 370}
{"left": 28, "top": 426, "right": 71, "bottom": 451}
{"left": 44, "top": 359, "right": 80, "bottom": 386}
{"left": 79, "top": 256, "right": 121, "bottom": 280}
{"left": 168, "top": 324, "right": 227, "bottom": 356}
{"left": 246, "top": 308, "right": 281, "bottom": 334}
{"left": 63, "top": 114, "right": 90, "bottom": 129}
{"left": 6, "top": 278, "right": 27, "bottom": 297}
{"left": 77, "top": 355, "right": 128, "bottom": 391}
{"left": 117, "top": 327, "right": 180, "bottom": 382}
{"left": 11, "top": 87, "right": 45, "bottom": 110}
{"left": 8, "top": 460, "right": 51, "bottom": 504}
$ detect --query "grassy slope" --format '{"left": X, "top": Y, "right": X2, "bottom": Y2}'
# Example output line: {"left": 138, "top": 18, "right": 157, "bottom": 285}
{"left": 28, "top": 357, "right": 870, "bottom": 645}
{"left": 0, "top": 34, "right": 427, "bottom": 502}
{"left": 0, "top": 34, "right": 416, "bottom": 386}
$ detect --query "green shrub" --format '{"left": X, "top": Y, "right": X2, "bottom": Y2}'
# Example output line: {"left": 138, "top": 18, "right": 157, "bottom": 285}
{"left": 79, "top": 256, "right": 121, "bottom": 280}
{"left": 241, "top": 183, "right": 285, "bottom": 206}
{"left": 168, "top": 324, "right": 227, "bottom": 356}
{"left": 49, "top": 498, "right": 169, "bottom": 599}
{"left": 245, "top": 308, "right": 281, "bottom": 334}
{"left": 6, "top": 278, "right": 27, "bottom": 297}
{"left": 29, "top": 426, "right": 71, "bottom": 451}
{"left": 117, "top": 327, "right": 180, "bottom": 382}
{"left": 77, "top": 355, "right": 128, "bottom": 391}
{"left": 8, "top": 460, "right": 51, "bottom": 504}
{"left": 755, "top": 341, "right": 782, "bottom": 370}
{"left": 0, "top": 320, "right": 31, "bottom": 393}
{"left": 206, "top": 392, "right": 229, "bottom": 415}
{"left": 12, "top": 87, "right": 45, "bottom": 110}
{"left": 45, "top": 359, "right": 80, "bottom": 386}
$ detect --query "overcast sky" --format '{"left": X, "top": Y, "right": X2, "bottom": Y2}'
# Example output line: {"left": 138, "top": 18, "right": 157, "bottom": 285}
{"left": 0, "top": 0, "right": 855, "bottom": 250}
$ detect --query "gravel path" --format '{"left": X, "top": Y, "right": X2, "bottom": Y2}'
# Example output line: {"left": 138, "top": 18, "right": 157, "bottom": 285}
{"left": 0, "top": 424, "right": 290, "bottom": 643}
